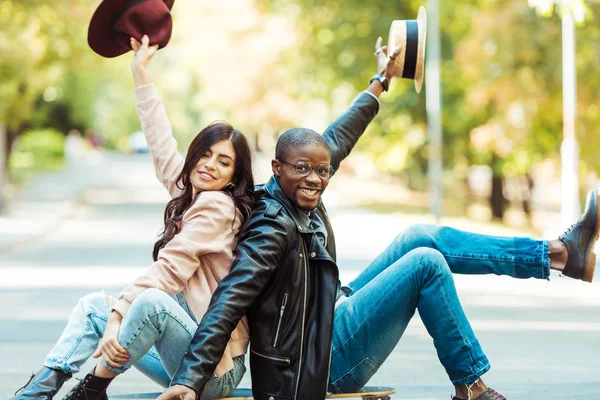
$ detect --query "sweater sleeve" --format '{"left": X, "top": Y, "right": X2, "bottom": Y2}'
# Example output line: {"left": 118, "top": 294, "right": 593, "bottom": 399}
{"left": 112, "top": 192, "right": 236, "bottom": 317}
{"left": 135, "top": 84, "right": 185, "bottom": 199}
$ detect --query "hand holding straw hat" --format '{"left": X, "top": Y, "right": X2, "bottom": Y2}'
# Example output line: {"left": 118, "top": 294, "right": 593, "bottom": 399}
{"left": 382, "top": 6, "right": 427, "bottom": 93}
{"left": 88, "top": 0, "right": 175, "bottom": 58}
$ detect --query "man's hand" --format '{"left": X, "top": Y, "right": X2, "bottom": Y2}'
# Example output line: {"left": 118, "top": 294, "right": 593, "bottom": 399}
{"left": 92, "top": 312, "right": 129, "bottom": 369}
{"left": 157, "top": 385, "right": 197, "bottom": 400}
{"left": 374, "top": 37, "right": 402, "bottom": 80}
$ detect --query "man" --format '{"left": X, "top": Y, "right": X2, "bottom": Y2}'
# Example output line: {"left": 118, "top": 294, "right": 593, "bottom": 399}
{"left": 158, "top": 38, "right": 598, "bottom": 400}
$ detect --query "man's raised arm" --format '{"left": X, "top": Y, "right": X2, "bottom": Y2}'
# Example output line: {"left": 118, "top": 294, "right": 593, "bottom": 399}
{"left": 323, "top": 38, "right": 401, "bottom": 170}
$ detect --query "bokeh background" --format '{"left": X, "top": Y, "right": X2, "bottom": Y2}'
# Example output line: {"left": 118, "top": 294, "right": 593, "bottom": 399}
{"left": 2, "top": 1, "right": 600, "bottom": 399}
{"left": 2, "top": 0, "right": 600, "bottom": 228}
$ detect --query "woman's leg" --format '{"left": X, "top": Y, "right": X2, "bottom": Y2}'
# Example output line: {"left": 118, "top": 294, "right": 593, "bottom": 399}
{"left": 11, "top": 292, "right": 112, "bottom": 399}
{"left": 99, "top": 288, "right": 244, "bottom": 398}
{"left": 134, "top": 347, "right": 171, "bottom": 388}
{"left": 44, "top": 291, "right": 111, "bottom": 374}
{"left": 329, "top": 248, "right": 493, "bottom": 397}
{"left": 347, "top": 223, "right": 550, "bottom": 295}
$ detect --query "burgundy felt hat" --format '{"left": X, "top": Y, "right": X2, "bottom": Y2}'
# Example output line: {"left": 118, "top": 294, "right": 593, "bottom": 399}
{"left": 88, "top": 0, "right": 175, "bottom": 58}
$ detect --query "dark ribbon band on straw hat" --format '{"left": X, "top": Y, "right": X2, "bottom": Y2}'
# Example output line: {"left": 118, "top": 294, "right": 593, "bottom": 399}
{"left": 110, "top": 0, "right": 146, "bottom": 40}
{"left": 402, "top": 20, "right": 419, "bottom": 80}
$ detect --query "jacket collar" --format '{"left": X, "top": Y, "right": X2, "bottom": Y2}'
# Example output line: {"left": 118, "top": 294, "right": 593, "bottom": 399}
{"left": 264, "top": 176, "right": 322, "bottom": 234}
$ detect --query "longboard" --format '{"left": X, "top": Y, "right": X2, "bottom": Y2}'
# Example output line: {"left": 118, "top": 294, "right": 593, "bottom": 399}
{"left": 110, "top": 386, "right": 396, "bottom": 399}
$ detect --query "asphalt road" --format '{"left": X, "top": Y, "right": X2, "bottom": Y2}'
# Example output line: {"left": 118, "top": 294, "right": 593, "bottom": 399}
{"left": 1, "top": 153, "right": 599, "bottom": 399}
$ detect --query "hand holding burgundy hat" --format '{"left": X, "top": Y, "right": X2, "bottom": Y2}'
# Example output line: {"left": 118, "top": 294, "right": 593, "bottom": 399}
{"left": 88, "top": 0, "right": 175, "bottom": 58}
{"left": 130, "top": 35, "right": 158, "bottom": 87}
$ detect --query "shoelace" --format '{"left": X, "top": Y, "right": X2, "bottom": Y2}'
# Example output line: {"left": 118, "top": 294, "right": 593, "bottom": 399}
{"left": 63, "top": 377, "right": 91, "bottom": 400}
{"left": 562, "top": 223, "right": 576, "bottom": 236}
{"left": 14, "top": 373, "right": 35, "bottom": 395}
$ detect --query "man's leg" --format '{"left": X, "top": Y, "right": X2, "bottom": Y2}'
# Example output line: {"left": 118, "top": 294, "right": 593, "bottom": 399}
{"left": 348, "top": 223, "right": 550, "bottom": 295}
{"left": 348, "top": 189, "right": 599, "bottom": 293}
{"left": 329, "top": 248, "right": 493, "bottom": 397}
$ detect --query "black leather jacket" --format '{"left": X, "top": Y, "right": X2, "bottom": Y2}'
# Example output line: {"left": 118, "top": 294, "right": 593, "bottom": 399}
{"left": 171, "top": 92, "right": 380, "bottom": 400}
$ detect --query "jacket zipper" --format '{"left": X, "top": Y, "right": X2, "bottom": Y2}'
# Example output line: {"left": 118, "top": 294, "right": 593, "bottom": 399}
{"left": 251, "top": 349, "right": 291, "bottom": 364}
{"left": 272, "top": 292, "right": 289, "bottom": 348}
{"left": 293, "top": 242, "right": 308, "bottom": 400}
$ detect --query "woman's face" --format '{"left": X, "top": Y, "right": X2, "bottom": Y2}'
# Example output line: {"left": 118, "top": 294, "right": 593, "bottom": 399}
{"left": 190, "top": 139, "right": 236, "bottom": 195}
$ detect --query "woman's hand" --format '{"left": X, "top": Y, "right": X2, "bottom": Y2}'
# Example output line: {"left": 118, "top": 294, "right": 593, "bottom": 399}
{"left": 92, "top": 312, "right": 129, "bottom": 369}
{"left": 130, "top": 34, "right": 158, "bottom": 87}
{"left": 374, "top": 36, "right": 402, "bottom": 80}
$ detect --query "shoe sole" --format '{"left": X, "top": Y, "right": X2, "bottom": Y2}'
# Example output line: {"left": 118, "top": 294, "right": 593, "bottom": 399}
{"left": 583, "top": 189, "right": 600, "bottom": 283}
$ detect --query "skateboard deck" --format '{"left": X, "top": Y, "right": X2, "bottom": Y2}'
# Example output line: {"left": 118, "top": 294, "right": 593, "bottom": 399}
{"left": 110, "top": 386, "right": 396, "bottom": 399}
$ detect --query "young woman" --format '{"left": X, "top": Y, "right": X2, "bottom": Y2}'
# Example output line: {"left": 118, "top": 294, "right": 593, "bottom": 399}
{"left": 11, "top": 35, "right": 255, "bottom": 400}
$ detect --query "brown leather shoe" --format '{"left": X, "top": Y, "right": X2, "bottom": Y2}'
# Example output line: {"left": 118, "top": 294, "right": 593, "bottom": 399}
{"left": 559, "top": 189, "right": 600, "bottom": 282}
{"left": 452, "top": 387, "right": 507, "bottom": 400}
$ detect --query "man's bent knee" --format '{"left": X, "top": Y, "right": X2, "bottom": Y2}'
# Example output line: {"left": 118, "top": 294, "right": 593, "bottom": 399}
{"left": 404, "top": 247, "right": 450, "bottom": 279}
{"left": 394, "top": 223, "right": 439, "bottom": 252}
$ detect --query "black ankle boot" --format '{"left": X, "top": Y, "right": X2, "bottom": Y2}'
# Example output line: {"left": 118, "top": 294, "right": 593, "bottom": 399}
{"left": 10, "top": 367, "right": 71, "bottom": 400}
{"left": 61, "top": 370, "right": 113, "bottom": 400}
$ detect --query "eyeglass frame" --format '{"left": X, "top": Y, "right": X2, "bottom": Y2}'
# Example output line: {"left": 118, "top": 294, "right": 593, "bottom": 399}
{"left": 277, "top": 159, "right": 335, "bottom": 179}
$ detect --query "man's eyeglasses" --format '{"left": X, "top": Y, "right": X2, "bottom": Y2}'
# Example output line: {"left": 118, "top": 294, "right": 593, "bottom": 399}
{"left": 278, "top": 160, "right": 335, "bottom": 179}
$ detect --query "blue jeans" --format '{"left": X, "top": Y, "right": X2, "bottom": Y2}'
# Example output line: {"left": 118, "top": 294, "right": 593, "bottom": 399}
{"left": 44, "top": 288, "right": 245, "bottom": 398}
{"left": 328, "top": 224, "right": 550, "bottom": 392}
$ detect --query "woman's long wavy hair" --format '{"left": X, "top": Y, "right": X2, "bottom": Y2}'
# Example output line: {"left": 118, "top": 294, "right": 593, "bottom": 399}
{"left": 152, "top": 122, "right": 255, "bottom": 261}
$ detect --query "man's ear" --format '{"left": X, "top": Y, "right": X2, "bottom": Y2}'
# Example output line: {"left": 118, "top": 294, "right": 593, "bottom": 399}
{"left": 272, "top": 159, "right": 281, "bottom": 177}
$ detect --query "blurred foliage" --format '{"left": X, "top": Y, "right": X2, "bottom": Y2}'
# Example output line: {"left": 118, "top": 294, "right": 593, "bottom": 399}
{"left": 9, "top": 128, "right": 65, "bottom": 183}
{"left": 0, "top": 0, "right": 144, "bottom": 161}
{"left": 260, "top": 0, "right": 600, "bottom": 192}
{"left": 2, "top": 0, "right": 600, "bottom": 203}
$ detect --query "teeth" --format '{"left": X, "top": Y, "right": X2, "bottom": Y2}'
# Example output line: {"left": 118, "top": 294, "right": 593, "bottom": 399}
{"left": 301, "top": 188, "right": 318, "bottom": 196}
{"left": 199, "top": 172, "right": 213, "bottom": 179}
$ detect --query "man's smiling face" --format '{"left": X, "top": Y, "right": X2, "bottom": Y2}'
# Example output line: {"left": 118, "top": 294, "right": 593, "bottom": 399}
{"left": 272, "top": 143, "right": 331, "bottom": 212}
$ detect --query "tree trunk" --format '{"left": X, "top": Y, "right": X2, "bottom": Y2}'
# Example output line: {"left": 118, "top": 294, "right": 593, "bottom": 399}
{"left": 489, "top": 154, "right": 506, "bottom": 220}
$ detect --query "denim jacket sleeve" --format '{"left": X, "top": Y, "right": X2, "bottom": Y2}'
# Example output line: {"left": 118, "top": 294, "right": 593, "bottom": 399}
{"left": 322, "top": 91, "right": 380, "bottom": 172}
{"left": 170, "top": 206, "right": 289, "bottom": 395}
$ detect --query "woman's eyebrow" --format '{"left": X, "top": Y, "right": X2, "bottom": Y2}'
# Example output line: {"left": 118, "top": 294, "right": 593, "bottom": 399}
{"left": 217, "top": 154, "right": 234, "bottom": 161}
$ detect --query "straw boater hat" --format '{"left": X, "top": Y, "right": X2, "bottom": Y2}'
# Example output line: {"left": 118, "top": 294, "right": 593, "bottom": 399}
{"left": 387, "top": 6, "right": 427, "bottom": 93}
{"left": 88, "top": 0, "right": 175, "bottom": 58}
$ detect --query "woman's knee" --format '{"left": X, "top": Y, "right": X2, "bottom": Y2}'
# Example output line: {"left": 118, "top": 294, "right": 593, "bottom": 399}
{"left": 77, "top": 291, "right": 109, "bottom": 316}
{"left": 394, "top": 223, "right": 440, "bottom": 252}
{"left": 129, "top": 288, "right": 172, "bottom": 315}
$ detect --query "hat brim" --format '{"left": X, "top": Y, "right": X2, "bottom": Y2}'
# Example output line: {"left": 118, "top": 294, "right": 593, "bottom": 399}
{"left": 414, "top": 6, "right": 427, "bottom": 94}
{"left": 387, "top": 6, "right": 427, "bottom": 93}
{"left": 88, "top": 0, "right": 175, "bottom": 58}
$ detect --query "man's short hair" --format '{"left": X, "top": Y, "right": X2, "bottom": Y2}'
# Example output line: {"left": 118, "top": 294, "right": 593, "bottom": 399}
{"left": 275, "top": 128, "right": 330, "bottom": 161}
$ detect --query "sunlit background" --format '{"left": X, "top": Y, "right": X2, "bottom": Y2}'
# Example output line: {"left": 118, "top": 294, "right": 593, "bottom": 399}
{"left": 1, "top": 0, "right": 599, "bottom": 229}
{"left": 2, "top": 0, "right": 600, "bottom": 398}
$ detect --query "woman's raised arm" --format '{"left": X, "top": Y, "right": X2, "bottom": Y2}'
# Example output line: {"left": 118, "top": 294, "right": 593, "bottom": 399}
{"left": 131, "top": 35, "right": 185, "bottom": 198}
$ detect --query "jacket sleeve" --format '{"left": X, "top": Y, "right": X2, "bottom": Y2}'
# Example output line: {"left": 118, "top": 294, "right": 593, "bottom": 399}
{"left": 322, "top": 91, "right": 380, "bottom": 172}
{"left": 135, "top": 84, "right": 185, "bottom": 199}
{"left": 112, "top": 192, "right": 236, "bottom": 318}
{"left": 170, "top": 207, "right": 289, "bottom": 394}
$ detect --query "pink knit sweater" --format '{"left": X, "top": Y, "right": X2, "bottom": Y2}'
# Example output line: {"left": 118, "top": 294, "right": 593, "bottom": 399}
{"left": 112, "top": 84, "right": 249, "bottom": 377}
